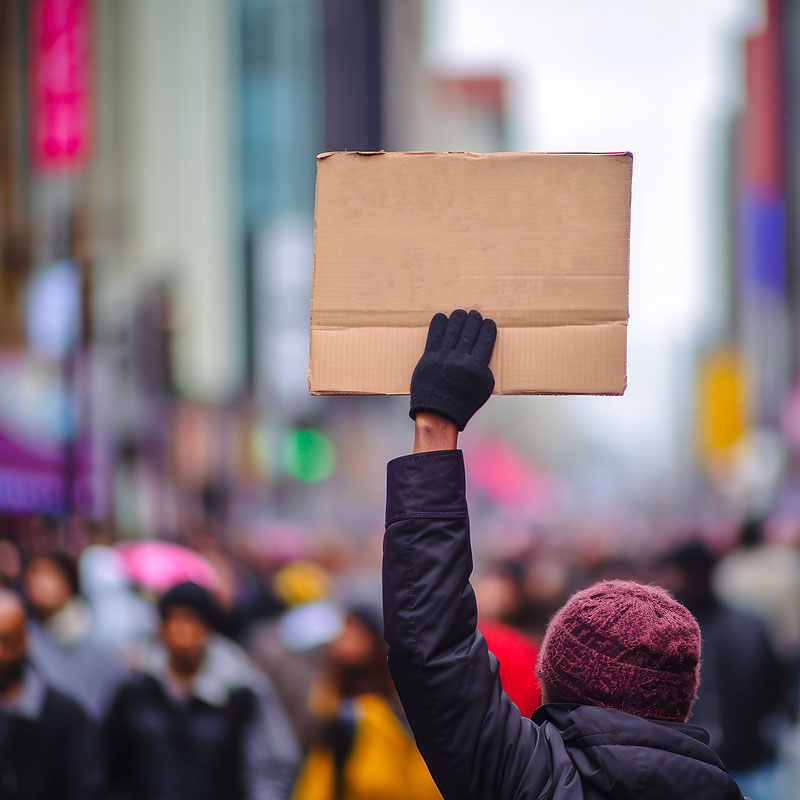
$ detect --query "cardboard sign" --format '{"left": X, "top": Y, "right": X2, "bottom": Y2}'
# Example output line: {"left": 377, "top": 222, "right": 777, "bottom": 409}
{"left": 309, "top": 151, "right": 632, "bottom": 395}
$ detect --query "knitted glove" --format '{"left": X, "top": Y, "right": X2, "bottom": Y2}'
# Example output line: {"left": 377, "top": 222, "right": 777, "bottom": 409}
{"left": 409, "top": 309, "right": 497, "bottom": 431}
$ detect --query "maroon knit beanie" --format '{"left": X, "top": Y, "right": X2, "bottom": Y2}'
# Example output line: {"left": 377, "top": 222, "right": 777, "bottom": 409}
{"left": 536, "top": 580, "right": 701, "bottom": 722}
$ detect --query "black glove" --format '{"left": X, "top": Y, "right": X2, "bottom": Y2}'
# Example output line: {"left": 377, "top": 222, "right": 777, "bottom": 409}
{"left": 409, "top": 309, "right": 497, "bottom": 431}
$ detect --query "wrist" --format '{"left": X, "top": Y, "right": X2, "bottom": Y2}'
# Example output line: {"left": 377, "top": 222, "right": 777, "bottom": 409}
{"left": 413, "top": 412, "right": 458, "bottom": 453}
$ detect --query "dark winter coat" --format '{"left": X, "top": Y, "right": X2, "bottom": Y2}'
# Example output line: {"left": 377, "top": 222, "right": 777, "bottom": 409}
{"left": 382, "top": 450, "right": 744, "bottom": 800}
{"left": 689, "top": 601, "right": 789, "bottom": 770}
{"left": 103, "top": 636, "right": 299, "bottom": 800}
{"left": 104, "top": 673, "right": 257, "bottom": 800}
{"left": 0, "top": 665, "right": 104, "bottom": 800}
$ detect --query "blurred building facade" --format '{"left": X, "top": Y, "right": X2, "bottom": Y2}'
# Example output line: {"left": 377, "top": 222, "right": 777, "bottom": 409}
{"left": 732, "top": 0, "right": 789, "bottom": 425}
{"left": 0, "top": 0, "right": 512, "bottom": 536}
{"left": 13, "top": 0, "right": 799, "bottom": 535}
{"left": 6, "top": 0, "right": 800, "bottom": 540}
{"left": 692, "top": 0, "right": 800, "bottom": 522}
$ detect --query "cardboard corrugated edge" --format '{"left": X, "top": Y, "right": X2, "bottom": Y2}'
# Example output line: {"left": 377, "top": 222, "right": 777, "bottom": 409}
{"left": 316, "top": 150, "right": 633, "bottom": 159}
{"left": 308, "top": 155, "right": 324, "bottom": 394}
{"left": 309, "top": 151, "right": 633, "bottom": 396}
{"left": 621, "top": 151, "right": 633, "bottom": 395}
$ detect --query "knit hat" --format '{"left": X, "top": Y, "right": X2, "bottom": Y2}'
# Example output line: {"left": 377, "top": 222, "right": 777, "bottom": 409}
{"left": 536, "top": 580, "right": 701, "bottom": 722}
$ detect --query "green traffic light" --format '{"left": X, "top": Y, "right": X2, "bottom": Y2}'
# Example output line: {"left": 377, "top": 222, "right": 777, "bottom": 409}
{"left": 284, "top": 429, "right": 336, "bottom": 483}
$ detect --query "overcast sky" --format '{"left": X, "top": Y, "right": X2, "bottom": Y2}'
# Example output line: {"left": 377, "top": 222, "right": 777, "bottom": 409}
{"left": 428, "top": 0, "right": 762, "bottom": 494}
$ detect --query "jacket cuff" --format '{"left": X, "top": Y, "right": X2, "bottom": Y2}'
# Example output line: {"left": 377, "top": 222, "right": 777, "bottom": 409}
{"left": 385, "top": 450, "right": 467, "bottom": 526}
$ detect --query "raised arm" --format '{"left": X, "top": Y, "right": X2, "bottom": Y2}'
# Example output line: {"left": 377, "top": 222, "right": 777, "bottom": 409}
{"left": 382, "top": 311, "right": 548, "bottom": 800}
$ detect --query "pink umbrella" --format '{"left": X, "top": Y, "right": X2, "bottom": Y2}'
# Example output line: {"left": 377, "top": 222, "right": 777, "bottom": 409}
{"left": 115, "top": 541, "right": 217, "bottom": 593}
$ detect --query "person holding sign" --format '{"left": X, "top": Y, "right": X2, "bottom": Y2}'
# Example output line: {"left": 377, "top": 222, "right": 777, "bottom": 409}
{"left": 381, "top": 309, "right": 744, "bottom": 800}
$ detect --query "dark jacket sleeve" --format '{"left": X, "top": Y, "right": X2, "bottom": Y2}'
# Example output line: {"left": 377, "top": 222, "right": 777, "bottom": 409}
{"left": 382, "top": 450, "right": 548, "bottom": 800}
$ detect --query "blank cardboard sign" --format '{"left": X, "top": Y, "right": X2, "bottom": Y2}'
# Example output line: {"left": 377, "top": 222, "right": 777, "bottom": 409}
{"left": 309, "top": 151, "right": 632, "bottom": 395}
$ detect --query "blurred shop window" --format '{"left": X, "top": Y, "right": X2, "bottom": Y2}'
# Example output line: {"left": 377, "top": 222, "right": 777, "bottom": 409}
{"left": 26, "top": 260, "right": 80, "bottom": 359}
{"left": 255, "top": 214, "right": 314, "bottom": 413}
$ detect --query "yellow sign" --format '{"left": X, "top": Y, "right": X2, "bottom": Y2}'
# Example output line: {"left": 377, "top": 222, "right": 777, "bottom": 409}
{"left": 697, "top": 348, "right": 748, "bottom": 462}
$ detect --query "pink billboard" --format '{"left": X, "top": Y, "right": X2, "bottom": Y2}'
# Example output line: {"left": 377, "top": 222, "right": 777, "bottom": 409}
{"left": 30, "top": 0, "right": 92, "bottom": 173}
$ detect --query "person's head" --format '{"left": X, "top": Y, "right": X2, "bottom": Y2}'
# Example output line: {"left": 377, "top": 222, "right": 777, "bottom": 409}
{"left": 328, "top": 604, "right": 393, "bottom": 698}
{"left": 23, "top": 552, "right": 80, "bottom": 619}
{"left": 0, "top": 590, "right": 28, "bottom": 692}
{"left": 661, "top": 539, "right": 718, "bottom": 615}
{"left": 158, "top": 582, "right": 219, "bottom": 676}
{"left": 475, "top": 560, "right": 526, "bottom": 622}
{"left": 536, "top": 580, "right": 701, "bottom": 722}
{"left": 329, "top": 604, "right": 384, "bottom": 669}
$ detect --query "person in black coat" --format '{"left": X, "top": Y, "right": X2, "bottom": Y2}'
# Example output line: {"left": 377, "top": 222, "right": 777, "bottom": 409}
{"left": 103, "top": 582, "right": 298, "bottom": 800}
{"left": 663, "top": 539, "right": 790, "bottom": 796}
{"left": 381, "top": 310, "right": 744, "bottom": 799}
{"left": 0, "top": 589, "right": 104, "bottom": 800}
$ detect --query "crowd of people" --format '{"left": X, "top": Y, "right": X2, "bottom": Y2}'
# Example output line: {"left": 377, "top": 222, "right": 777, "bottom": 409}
{"left": 0, "top": 505, "right": 797, "bottom": 799}
{"left": 0, "top": 513, "right": 443, "bottom": 799}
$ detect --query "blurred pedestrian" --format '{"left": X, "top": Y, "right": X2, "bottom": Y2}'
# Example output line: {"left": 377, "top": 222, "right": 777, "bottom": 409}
{"left": 245, "top": 560, "right": 340, "bottom": 751}
{"left": 78, "top": 544, "right": 159, "bottom": 660}
{"left": 103, "top": 581, "right": 299, "bottom": 800}
{"left": 292, "top": 603, "right": 442, "bottom": 800}
{"left": 0, "top": 539, "right": 22, "bottom": 590}
{"left": 0, "top": 589, "right": 104, "bottom": 799}
{"left": 23, "top": 551, "right": 127, "bottom": 718}
{"left": 476, "top": 562, "right": 541, "bottom": 716}
{"left": 382, "top": 310, "right": 744, "bottom": 799}
{"left": 664, "top": 539, "right": 790, "bottom": 800}
{"left": 715, "top": 516, "right": 800, "bottom": 657}
{"left": 479, "top": 620, "right": 541, "bottom": 717}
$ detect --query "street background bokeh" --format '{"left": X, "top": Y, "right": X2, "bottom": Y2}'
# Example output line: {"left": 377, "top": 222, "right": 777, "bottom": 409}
{"left": 2, "top": 1, "right": 800, "bottom": 798}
